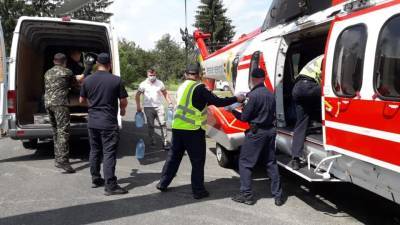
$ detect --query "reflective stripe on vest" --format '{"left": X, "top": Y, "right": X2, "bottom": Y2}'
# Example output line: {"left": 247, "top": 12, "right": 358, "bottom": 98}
{"left": 296, "top": 55, "right": 324, "bottom": 84}
{"left": 172, "top": 80, "right": 208, "bottom": 130}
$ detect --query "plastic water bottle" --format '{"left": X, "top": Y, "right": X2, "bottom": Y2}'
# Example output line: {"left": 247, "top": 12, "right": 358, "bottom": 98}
{"left": 135, "top": 139, "right": 145, "bottom": 159}
{"left": 135, "top": 111, "right": 144, "bottom": 128}
{"left": 166, "top": 107, "right": 174, "bottom": 126}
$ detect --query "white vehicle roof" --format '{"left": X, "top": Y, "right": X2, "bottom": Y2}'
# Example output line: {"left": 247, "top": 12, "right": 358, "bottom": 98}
{"left": 14, "top": 16, "right": 111, "bottom": 32}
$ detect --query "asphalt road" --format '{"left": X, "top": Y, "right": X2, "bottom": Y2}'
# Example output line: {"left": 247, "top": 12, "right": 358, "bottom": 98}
{"left": 0, "top": 102, "right": 399, "bottom": 225}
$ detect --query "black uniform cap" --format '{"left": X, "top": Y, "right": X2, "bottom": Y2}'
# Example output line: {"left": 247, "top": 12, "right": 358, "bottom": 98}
{"left": 251, "top": 68, "right": 265, "bottom": 78}
{"left": 186, "top": 63, "right": 200, "bottom": 74}
{"left": 97, "top": 53, "right": 111, "bottom": 64}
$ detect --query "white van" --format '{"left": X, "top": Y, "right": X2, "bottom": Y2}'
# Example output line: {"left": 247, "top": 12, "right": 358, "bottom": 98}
{"left": 0, "top": 16, "right": 121, "bottom": 148}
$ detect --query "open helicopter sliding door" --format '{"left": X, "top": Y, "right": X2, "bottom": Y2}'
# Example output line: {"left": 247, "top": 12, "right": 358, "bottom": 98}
{"left": 0, "top": 20, "right": 8, "bottom": 134}
{"left": 323, "top": 1, "right": 400, "bottom": 174}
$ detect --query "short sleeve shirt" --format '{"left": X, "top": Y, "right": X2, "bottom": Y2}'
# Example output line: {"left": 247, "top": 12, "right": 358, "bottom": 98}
{"left": 80, "top": 71, "right": 128, "bottom": 130}
{"left": 138, "top": 78, "right": 166, "bottom": 107}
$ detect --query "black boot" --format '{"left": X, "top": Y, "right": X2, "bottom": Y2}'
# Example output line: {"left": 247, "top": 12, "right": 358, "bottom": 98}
{"left": 156, "top": 182, "right": 168, "bottom": 192}
{"left": 55, "top": 162, "right": 76, "bottom": 174}
{"left": 291, "top": 158, "right": 301, "bottom": 170}
{"left": 231, "top": 193, "right": 256, "bottom": 205}
{"left": 92, "top": 178, "right": 105, "bottom": 188}
{"left": 193, "top": 190, "right": 210, "bottom": 199}
{"left": 274, "top": 195, "right": 286, "bottom": 206}
{"left": 104, "top": 185, "right": 128, "bottom": 196}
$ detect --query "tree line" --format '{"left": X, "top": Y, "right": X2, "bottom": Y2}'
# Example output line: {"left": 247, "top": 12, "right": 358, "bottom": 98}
{"left": 120, "top": 0, "right": 235, "bottom": 89}
{"left": 119, "top": 34, "right": 190, "bottom": 90}
{"left": 1, "top": 0, "right": 236, "bottom": 89}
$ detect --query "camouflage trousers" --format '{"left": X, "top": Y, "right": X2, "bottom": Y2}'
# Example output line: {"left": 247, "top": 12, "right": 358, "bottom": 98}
{"left": 47, "top": 106, "right": 70, "bottom": 163}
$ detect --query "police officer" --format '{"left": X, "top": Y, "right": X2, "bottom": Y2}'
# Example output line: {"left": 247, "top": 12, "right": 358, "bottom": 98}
{"left": 44, "top": 53, "right": 75, "bottom": 173}
{"left": 291, "top": 55, "right": 324, "bottom": 170}
{"left": 80, "top": 53, "right": 129, "bottom": 195}
{"left": 231, "top": 68, "right": 284, "bottom": 206}
{"left": 157, "top": 63, "right": 245, "bottom": 199}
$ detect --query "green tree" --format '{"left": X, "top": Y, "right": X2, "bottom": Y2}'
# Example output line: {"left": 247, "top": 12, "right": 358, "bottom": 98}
{"left": 119, "top": 35, "right": 188, "bottom": 89}
{"left": 153, "top": 34, "right": 186, "bottom": 82}
{"left": 194, "top": 0, "right": 235, "bottom": 52}
{"left": 0, "top": 0, "right": 30, "bottom": 54}
{"left": 119, "top": 39, "right": 156, "bottom": 89}
{"left": 71, "top": 0, "right": 113, "bottom": 22}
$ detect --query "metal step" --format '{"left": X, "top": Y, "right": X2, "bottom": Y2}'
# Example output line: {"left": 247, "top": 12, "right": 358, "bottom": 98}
{"left": 276, "top": 154, "right": 342, "bottom": 182}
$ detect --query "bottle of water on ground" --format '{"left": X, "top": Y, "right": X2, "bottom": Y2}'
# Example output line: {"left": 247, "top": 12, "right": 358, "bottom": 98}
{"left": 135, "top": 111, "right": 144, "bottom": 128}
{"left": 166, "top": 106, "right": 174, "bottom": 127}
{"left": 136, "top": 139, "right": 145, "bottom": 159}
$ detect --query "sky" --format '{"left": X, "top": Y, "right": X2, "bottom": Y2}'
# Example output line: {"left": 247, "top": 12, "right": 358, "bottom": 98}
{"left": 108, "top": 0, "right": 272, "bottom": 50}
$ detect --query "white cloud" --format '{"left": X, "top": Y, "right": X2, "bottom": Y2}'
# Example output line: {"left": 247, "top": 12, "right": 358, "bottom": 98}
{"left": 109, "top": 0, "right": 272, "bottom": 50}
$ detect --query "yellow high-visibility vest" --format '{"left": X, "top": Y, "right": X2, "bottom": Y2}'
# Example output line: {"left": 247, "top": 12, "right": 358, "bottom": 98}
{"left": 296, "top": 55, "right": 324, "bottom": 84}
{"left": 172, "top": 80, "right": 208, "bottom": 130}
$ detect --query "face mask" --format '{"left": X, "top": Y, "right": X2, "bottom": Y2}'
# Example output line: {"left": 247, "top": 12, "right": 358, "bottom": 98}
{"left": 149, "top": 76, "right": 156, "bottom": 82}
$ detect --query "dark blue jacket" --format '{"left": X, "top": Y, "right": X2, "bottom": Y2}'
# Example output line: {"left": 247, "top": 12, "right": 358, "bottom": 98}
{"left": 233, "top": 83, "right": 276, "bottom": 128}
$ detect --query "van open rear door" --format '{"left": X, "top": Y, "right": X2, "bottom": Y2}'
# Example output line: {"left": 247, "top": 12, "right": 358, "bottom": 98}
{"left": 0, "top": 20, "right": 8, "bottom": 134}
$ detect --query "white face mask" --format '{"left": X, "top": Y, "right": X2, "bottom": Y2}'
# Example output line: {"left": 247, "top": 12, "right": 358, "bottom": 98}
{"left": 149, "top": 76, "right": 156, "bottom": 82}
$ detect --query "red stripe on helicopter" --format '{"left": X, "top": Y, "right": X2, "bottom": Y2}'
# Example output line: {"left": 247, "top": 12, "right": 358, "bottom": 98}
{"left": 324, "top": 97, "right": 400, "bottom": 134}
{"left": 326, "top": 127, "right": 400, "bottom": 167}
{"left": 238, "top": 63, "right": 250, "bottom": 70}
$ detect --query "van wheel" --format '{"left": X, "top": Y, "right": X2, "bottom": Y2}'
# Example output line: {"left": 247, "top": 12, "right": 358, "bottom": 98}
{"left": 216, "top": 143, "right": 233, "bottom": 168}
{"left": 223, "top": 86, "right": 230, "bottom": 91}
{"left": 22, "top": 139, "right": 38, "bottom": 149}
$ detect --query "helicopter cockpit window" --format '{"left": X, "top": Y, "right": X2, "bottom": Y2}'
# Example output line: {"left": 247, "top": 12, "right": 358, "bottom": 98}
{"left": 262, "top": 0, "right": 331, "bottom": 31}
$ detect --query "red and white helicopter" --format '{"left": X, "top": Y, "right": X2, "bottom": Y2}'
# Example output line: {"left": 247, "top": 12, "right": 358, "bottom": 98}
{"left": 194, "top": 0, "right": 400, "bottom": 204}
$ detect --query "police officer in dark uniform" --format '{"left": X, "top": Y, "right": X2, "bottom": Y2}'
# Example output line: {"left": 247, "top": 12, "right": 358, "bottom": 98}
{"left": 157, "top": 64, "right": 245, "bottom": 199}
{"left": 80, "top": 53, "right": 129, "bottom": 195}
{"left": 231, "top": 68, "right": 284, "bottom": 206}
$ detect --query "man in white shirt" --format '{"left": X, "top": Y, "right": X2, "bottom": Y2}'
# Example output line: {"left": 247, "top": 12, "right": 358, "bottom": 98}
{"left": 136, "top": 69, "right": 173, "bottom": 149}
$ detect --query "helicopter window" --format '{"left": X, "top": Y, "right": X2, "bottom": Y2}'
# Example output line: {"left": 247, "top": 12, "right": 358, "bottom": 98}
{"left": 374, "top": 15, "right": 400, "bottom": 100}
{"left": 231, "top": 56, "right": 239, "bottom": 89}
{"left": 332, "top": 24, "right": 367, "bottom": 98}
{"left": 262, "top": 0, "right": 331, "bottom": 31}
{"left": 291, "top": 53, "right": 301, "bottom": 79}
{"left": 249, "top": 51, "right": 261, "bottom": 89}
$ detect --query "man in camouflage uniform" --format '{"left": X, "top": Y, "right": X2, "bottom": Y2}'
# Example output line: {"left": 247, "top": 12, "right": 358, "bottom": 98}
{"left": 44, "top": 53, "right": 75, "bottom": 173}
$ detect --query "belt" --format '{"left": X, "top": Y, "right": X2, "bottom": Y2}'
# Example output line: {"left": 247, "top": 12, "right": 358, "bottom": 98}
{"left": 250, "top": 123, "right": 274, "bottom": 130}
{"left": 296, "top": 75, "right": 317, "bottom": 83}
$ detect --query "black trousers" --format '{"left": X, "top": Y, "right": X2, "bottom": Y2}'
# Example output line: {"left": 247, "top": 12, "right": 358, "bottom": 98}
{"left": 291, "top": 79, "right": 321, "bottom": 158}
{"left": 239, "top": 128, "right": 282, "bottom": 198}
{"left": 159, "top": 129, "right": 206, "bottom": 194}
{"left": 88, "top": 128, "right": 120, "bottom": 190}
